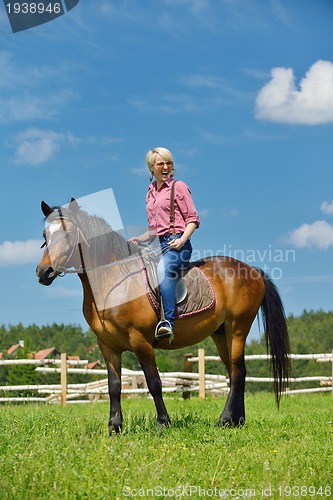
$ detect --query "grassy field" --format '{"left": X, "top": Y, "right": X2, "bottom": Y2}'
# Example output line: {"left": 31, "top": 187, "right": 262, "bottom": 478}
{"left": 0, "top": 393, "right": 332, "bottom": 499}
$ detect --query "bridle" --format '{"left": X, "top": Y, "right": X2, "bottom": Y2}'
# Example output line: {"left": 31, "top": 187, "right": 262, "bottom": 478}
{"left": 43, "top": 210, "right": 91, "bottom": 277}
{"left": 57, "top": 224, "right": 90, "bottom": 276}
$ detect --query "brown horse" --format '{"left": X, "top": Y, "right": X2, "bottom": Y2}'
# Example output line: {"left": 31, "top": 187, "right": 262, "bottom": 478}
{"left": 36, "top": 198, "right": 290, "bottom": 433}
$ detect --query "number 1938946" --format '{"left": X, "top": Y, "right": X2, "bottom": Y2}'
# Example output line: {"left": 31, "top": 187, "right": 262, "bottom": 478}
{"left": 6, "top": 2, "right": 62, "bottom": 14}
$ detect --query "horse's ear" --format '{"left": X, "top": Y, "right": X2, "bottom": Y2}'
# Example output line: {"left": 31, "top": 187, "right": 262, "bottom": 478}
{"left": 68, "top": 197, "right": 79, "bottom": 216}
{"left": 41, "top": 201, "right": 54, "bottom": 217}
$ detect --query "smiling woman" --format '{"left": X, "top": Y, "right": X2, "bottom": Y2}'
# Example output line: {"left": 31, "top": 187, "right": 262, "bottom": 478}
{"left": 129, "top": 147, "right": 200, "bottom": 340}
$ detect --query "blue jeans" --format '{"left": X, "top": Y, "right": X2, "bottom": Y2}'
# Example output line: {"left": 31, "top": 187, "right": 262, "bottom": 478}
{"left": 157, "top": 234, "right": 192, "bottom": 328}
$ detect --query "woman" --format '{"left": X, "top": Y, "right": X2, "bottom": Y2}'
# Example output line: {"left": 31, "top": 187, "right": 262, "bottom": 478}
{"left": 130, "top": 147, "right": 200, "bottom": 341}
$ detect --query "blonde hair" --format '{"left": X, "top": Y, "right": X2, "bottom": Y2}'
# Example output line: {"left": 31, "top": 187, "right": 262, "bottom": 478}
{"left": 146, "top": 147, "right": 175, "bottom": 176}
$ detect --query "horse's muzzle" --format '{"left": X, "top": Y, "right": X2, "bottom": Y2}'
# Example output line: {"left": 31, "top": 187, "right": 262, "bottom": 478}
{"left": 36, "top": 265, "right": 57, "bottom": 286}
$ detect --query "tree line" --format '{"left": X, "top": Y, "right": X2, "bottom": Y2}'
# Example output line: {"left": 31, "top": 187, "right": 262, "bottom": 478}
{"left": 0, "top": 309, "right": 332, "bottom": 394}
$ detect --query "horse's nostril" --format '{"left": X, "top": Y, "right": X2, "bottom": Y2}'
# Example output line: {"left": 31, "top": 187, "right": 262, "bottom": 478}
{"left": 45, "top": 267, "right": 56, "bottom": 278}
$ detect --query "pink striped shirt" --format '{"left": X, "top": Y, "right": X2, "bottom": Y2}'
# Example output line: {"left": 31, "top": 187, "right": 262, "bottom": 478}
{"left": 146, "top": 178, "right": 200, "bottom": 237}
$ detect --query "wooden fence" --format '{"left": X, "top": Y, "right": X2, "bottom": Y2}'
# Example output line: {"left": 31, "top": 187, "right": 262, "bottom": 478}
{"left": 0, "top": 353, "right": 229, "bottom": 404}
{"left": 0, "top": 349, "right": 332, "bottom": 404}
{"left": 186, "top": 349, "right": 333, "bottom": 399}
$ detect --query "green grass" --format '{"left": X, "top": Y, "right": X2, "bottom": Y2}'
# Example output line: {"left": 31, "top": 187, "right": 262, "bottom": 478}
{"left": 0, "top": 394, "right": 332, "bottom": 499}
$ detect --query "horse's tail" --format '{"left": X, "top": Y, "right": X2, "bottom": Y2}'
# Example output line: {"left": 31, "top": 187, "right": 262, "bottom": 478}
{"left": 257, "top": 268, "right": 291, "bottom": 407}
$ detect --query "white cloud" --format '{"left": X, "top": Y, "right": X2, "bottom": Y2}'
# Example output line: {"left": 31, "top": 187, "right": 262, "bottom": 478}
{"left": 286, "top": 220, "right": 333, "bottom": 249}
{"left": 255, "top": 60, "right": 333, "bottom": 125}
{"left": 179, "top": 73, "right": 250, "bottom": 102}
{"left": 321, "top": 201, "right": 333, "bottom": 215}
{"left": 243, "top": 68, "right": 270, "bottom": 81}
{"left": 13, "top": 128, "right": 65, "bottom": 165}
{"left": 0, "top": 239, "right": 41, "bottom": 266}
{"left": 164, "top": 0, "right": 209, "bottom": 14}
{"left": 11, "top": 129, "right": 125, "bottom": 166}
{"left": 0, "top": 50, "right": 77, "bottom": 123}
{"left": 129, "top": 93, "right": 204, "bottom": 114}
{"left": 270, "top": 0, "right": 293, "bottom": 27}
{"left": 0, "top": 90, "right": 75, "bottom": 123}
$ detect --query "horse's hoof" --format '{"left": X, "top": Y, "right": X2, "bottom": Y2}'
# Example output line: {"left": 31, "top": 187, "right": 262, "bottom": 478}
{"left": 216, "top": 416, "right": 245, "bottom": 428}
{"left": 108, "top": 417, "right": 123, "bottom": 435}
{"left": 157, "top": 416, "right": 171, "bottom": 430}
{"left": 108, "top": 425, "right": 122, "bottom": 435}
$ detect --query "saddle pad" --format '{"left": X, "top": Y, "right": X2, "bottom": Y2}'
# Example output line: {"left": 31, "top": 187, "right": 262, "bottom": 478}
{"left": 142, "top": 263, "right": 216, "bottom": 319}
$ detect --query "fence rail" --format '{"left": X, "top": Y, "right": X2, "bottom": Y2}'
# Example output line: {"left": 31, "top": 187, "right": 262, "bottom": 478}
{"left": 0, "top": 349, "right": 332, "bottom": 404}
{"left": 186, "top": 349, "right": 333, "bottom": 398}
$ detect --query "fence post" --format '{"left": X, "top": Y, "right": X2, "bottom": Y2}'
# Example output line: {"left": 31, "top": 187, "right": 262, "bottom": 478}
{"left": 183, "top": 353, "right": 193, "bottom": 399}
{"left": 61, "top": 353, "right": 67, "bottom": 406}
{"left": 198, "top": 348, "right": 205, "bottom": 399}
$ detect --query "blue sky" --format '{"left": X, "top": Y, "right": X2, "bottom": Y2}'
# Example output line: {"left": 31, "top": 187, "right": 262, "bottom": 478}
{"left": 1, "top": 0, "right": 333, "bottom": 340}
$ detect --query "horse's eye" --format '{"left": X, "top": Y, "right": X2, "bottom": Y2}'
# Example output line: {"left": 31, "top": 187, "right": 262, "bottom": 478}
{"left": 40, "top": 241, "right": 46, "bottom": 249}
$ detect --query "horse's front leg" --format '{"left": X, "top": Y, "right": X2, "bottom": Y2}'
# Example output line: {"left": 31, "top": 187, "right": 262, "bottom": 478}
{"left": 98, "top": 340, "right": 123, "bottom": 434}
{"left": 135, "top": 343, "right": 171, "bottom": 428}
{"left": 106, "top": 355, "right": 123, "bottom": 434}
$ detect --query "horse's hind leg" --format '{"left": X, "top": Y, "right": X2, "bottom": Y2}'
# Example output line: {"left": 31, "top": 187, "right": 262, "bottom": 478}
{"left": 135, "top": 343, "right": 171, "bottom": 428}
{"left": 212, "top": 320, "right": 249, "bottom": 427}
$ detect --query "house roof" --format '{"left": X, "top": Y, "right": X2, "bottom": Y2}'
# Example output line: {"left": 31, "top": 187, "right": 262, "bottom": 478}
{"left": 34, "top": 347, "right": 61, "bottom": 360}
{"left": 7, "top": 343, "right": 21, "bottom": 355}
{"left": 86, "top": 360, "right": 104, "bottom": 370}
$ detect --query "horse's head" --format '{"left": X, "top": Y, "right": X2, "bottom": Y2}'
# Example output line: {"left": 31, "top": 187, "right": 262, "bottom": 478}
{"left": 36, "top": 198, "right": 82, "bottom": 285}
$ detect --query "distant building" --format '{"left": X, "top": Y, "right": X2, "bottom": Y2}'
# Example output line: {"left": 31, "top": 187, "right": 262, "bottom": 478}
{"left": 34, "top": 347, "right": 61, "bottom": 361}
{"left": 67, "top": 355, "right": 80, "bottom": 361}
{"left": 87, "top": 360, "right": 104, "bottom": 370}
{"left": 7, "top": 343, "right": 23, "bottom": 356}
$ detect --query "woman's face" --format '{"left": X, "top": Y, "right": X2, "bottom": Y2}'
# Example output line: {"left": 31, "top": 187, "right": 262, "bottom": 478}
{"left": 151, "top": 154, "right": 173, "bottom": 185}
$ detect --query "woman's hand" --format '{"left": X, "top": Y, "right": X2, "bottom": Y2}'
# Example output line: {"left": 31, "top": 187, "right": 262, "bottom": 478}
{"left": 128, "top": 237, "right": 141, "bottom": 246}
{"left": 168, "top": 222, "right": 197, "bottom": 251}
{"left": 168, "top": 237, "right": 185, "bottom": 250}
{"left": 128, "top": 229, "right": 150, "bottom": 246}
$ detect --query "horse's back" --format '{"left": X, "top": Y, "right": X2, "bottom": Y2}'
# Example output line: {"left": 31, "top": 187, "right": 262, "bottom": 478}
{"left": 192, "top": 256, "right": 265, "bottom": 316}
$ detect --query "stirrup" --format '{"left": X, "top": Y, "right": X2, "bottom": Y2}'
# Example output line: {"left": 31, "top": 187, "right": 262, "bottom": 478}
{"left": 155, "top": 320, "right": 174, "bottom": 344}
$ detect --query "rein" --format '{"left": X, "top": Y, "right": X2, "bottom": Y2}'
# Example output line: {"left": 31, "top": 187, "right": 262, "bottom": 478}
{"left": 63, "top": 249, "right": 148, "bottom": 275}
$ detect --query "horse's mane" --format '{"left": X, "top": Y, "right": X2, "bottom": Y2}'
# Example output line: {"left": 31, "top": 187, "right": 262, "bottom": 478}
{"left": 48, "top": 204, "right": 141, "bottom": 265}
